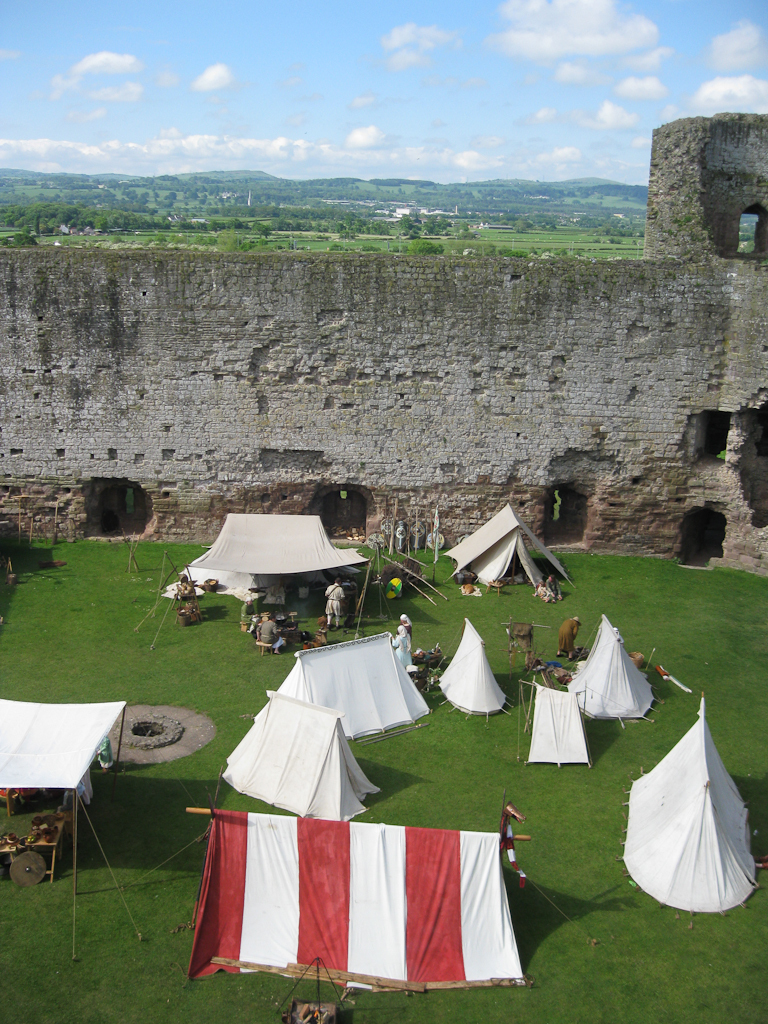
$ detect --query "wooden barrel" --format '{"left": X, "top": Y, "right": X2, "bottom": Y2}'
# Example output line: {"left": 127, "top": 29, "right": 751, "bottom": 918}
{"left": 177, "top": 611, "right": 191, "bottom": 627}
{"left": 5, "top": 573, "right": 17, "bottom": 586}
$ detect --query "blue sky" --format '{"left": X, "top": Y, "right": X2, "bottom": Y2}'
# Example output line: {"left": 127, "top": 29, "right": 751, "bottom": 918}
{"left": 1, "top": 0, "right": 767, "bottom": 183}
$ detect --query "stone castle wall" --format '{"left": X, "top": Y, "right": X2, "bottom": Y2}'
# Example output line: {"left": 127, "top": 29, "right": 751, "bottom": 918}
{"left": 1, "top": 242, "right": 768, "bottom": 572}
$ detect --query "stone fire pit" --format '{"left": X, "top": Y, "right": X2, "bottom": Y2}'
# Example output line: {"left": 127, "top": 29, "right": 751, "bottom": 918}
{"left": 109, "top": 704, "right": 216, "bottom": 764}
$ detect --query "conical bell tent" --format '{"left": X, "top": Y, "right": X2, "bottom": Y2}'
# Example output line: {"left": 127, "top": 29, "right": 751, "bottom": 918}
{"left": 623, "top": 697, "right": 755, "bottom": 913}
{"left": 568, "top": 614, "right": 653, "bottom": 719}
{"left": 439, "top": 619, "right": 508, "bottom": 715}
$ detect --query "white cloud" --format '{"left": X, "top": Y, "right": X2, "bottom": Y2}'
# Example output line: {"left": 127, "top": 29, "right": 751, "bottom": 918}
{"left": 345, "top": 125, "right": 386, "bottom": 149}
{"left": 50, "top": 51, "right": 144, "bottom": 99}
{"left": 487, "top": 0, "right": 658, "bottom": 62}
{"left": 535, "top": 145, "right": 581, "bottom": 163}
{"left": 71, "top": 52, "right": 143, "bottom": 77}
{"left": 451, "top": 150, "right": 503, "bottom": 170}
{"left": 614, "top": 75, "right": 668, "bottom": 100}
{"left": 576, "top": 99, "right": 639, "bottom": 129}
{"left": 472, "top": 134, "right": 505, "bottom": 148}
{"left": 432, "top": 118, "right": 447, "bottom": 127}
{"left": 65, "top": 107, "right": 108, "bottom": 123}
{"left": 624, "top": 46, "right": 674, "bottom": 72}
{"left": 659, "top": 103, "right": 678, "bottom": 122}
{"left": 554, "top": 62, "right": 611, "bottom": 86}
{"left": 349, "top": 91, "right": 376, "bottom": 109}
{"left": 461, "top": 77, "right": 487, "bottom": 89}
{"left": 190, "top": 63, "right": 236, "bottom": 92}
{"left": 709, "top": 21, "right": 768, "bottom": 72}
{"left": 689, "top": 75, "right": 768, "bottom": 115}
{"left": 279, "top": 75, "right": 303, "bottom": 89}
{"left": 631, "top": 135, "right": 651, "bottom": 148}
{"left": 0, "top": 49, "right": 21, "bottom": 60}
{"left": 381, "top": 22, "right": 460, "bottom": 71}
{"left": 155, "top": 70, "right": 179, "bottom": 88}
{"left": 89, "top": 82, "right": 143, "bottom": 102}
{"left": 526, "top": 106, "right": 558, "bottom": 123}
{"left": 285, "top": 112, "right": 307, "bottom": 126}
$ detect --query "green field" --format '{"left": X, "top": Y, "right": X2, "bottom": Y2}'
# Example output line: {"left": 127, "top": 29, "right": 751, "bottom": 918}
{"left": 1, "top": 539, "right": 766, "bottom": 1024}
{"left": 2, "top": 227, "right": 645, "bottom": 261}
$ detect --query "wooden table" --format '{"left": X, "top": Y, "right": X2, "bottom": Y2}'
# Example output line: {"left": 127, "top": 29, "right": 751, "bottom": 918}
{"left": 1, "top": 816, "right": 70, "bottom": 883}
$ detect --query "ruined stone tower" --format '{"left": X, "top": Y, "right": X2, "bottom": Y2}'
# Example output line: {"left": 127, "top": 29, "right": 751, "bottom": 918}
{"left": 645, "top": 113, "right": 768, "bottom": 259}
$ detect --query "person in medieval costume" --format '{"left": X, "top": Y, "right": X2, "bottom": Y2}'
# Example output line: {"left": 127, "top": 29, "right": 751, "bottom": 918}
{"left": 557, "top": 616, "right": 581, "bottom": 658}
{"left": 392, "top": 624, "right": 412, "bottom": 667}
{"left": 399, "top": 613, "right": 412, "bottom": 639}
{"left": 97, "top": 736, "right": 114, "bottom": 772}
{"left": 324, "top": 578, "right": 346, "bottom": 630}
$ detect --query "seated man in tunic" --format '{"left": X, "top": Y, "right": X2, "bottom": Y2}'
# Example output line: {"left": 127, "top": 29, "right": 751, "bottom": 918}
{"left": 255, "top": 613, "right": 285, "bottom": 653}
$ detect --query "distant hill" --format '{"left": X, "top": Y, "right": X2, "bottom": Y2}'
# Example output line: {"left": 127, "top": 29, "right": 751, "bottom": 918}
{"left": 0, "top": 167, "right": 648, "bottom": 220}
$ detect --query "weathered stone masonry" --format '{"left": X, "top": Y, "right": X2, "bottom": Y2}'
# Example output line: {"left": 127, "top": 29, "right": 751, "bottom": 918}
{"left": 1, "top": 113, "right": 767, "bottom": 573}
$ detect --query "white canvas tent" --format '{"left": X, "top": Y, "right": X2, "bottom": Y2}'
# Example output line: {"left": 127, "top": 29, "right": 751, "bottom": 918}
{"left": 0, "top": 699, "right": 126, "bottom": 790}
{"left": 277, "top": 633, "right": 429, "bottom": 739}
{"left": 527, "top": 686, "right": 590, "bottom": 766}
{"left": 189, "top": 513, "right": 367, "bottom": 578}
{"left": 439, "top": 619, "right": 508, "bottom": 715}
{"left": 224, "top": 691, "right": 379, "bottom": 821}
{"left": 446, "top": 504, "right": 571, "bottom": 586}
{"left": 568, "top": 615, "right": 653, "bottom": 719}
{"left": 623, "top": 698, "right": 755, "bottom": 912}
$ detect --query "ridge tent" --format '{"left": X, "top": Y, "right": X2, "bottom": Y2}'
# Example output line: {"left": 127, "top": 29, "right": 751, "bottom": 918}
{"left": 189, "top": 513, "right": 367, "bottom": 579}
{"left": 439, "top": 619, "right": 508, "bottom": 716}
{"left": 445, "top": 504, "right": 571, "bottom": 586}
{"left": 223, "top": 691, "right": 379, "bottom": 821}
{"left": 568, "top": 615, "right": 653, "bottom": 719}
{"left": 0, "top": 699, "right": 126, "bottom": 790}
{"left": 623, "top": 698, "right": 755, "bottom": 912}
{"left": 277, "top": 633, "right": 429, "bottom": 740}
{"left": 527, "top": 686, "right": 590, "bottom": 766}
{"left": 188, "top": 811, "right": 525, "bottom": 987}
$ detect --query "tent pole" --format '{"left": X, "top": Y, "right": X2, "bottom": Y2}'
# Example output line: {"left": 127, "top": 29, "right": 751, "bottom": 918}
{"left": 72, "top": 788, "right": 78, "bottom": 960}
{"left": 111, "top": 706, "right": 127, "bottom": 802}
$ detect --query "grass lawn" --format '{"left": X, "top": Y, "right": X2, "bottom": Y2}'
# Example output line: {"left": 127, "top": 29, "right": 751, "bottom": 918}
{"left": 1, "top": 539, "right": 767, "bottom": 1024}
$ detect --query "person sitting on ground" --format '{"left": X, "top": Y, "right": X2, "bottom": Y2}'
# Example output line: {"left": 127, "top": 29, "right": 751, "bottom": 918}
{"left": 324, "top": 577, "right": 346, "bottom": 630}
{"left": 255, "top": 613, "right": 285, "bottom": 654}
{"left": 545, "top": 575, "right": 562, "bottom": 601}
{"left": 557, "top": 616, "right": 581, "bottom": 659}
{"left": 534, "top": 581, "right": 552, "bottom": 602}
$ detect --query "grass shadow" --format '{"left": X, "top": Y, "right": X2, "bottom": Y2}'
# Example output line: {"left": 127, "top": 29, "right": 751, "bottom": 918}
{"left": 584, "top": 718, "right": 623, "bottom": 766}
{"left": 351, "top": 761, "right": 426, "bottom": 806}
{"left": 506, "top": 871, "right": 635, "bottom": 964}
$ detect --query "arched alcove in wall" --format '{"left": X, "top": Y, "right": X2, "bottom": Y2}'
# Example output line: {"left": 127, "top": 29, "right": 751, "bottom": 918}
{"left": 738, "top": 204, "right": 768, "bottom": 255}
{"left": 542, "top": 485, "right": 588, "bottom": 545}
{"left": 310, "top": 485, "right": 369, "bottom": 539}
{"left": 85, "top": 479, "right": 151, "bottom": 536}
{"left": 679, "top": 507, "right": 726, "bottom": 566}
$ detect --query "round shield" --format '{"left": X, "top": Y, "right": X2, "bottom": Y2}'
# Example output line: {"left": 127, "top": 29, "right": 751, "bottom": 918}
{"left": 366, "top": 533, "right": 385, "bottom": 550}
{"left": 385, "top": 577, "right": 403, "bottom": 599}
{"left": 410, "top": 522, "right": 426, "bottom": 538}
{"left": 426, "top": 532, "right": 445, "bottom": 551}
{"left": 10, "top": 850, "right": 46, "bottom": 886}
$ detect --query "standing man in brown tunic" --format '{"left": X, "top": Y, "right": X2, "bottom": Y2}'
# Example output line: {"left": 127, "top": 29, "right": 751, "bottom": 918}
{"left": 557, "top": 616, "right": 581, "bottom": 658}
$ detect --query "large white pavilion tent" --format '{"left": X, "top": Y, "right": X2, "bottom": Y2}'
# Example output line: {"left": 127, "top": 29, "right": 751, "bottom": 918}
{"left": 186, "top": 513, "right": 367, "bottom": 597}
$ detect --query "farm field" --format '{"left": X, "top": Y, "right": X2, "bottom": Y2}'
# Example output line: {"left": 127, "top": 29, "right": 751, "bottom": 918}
{"left": 3, "top": 227, "right": 645, "bottom": 260}
{"left": 1, "top": 539, "right": 766, "bottom": 1024}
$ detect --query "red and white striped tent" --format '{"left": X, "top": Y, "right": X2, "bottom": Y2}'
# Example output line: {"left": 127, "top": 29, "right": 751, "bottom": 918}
{"left": 188, "top": 811, "right": 524, "bottom": 987}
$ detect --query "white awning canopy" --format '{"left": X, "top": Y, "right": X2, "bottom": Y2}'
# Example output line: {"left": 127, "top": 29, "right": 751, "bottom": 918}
{"left": 445, "top": 504, "right": 570, "bottom": 586}
{"left": 0, "top": 699, "right": 126, "bottom": 790}
{"left": 439, "top": 619, "right": 508, "bottom": 715}
{"left": 277, "top": 633, "right": 429, "bottom": 739}
{"left": 224, "top": 692, "right": 379, "bottom": 821}
{"left": 623, "top": 698, "right": 755, "bottom": 913}
{"left": 190, "top": 513, "right": 367, "bottom": 576}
